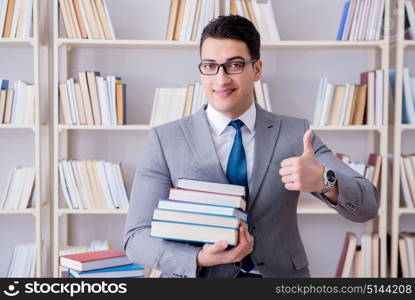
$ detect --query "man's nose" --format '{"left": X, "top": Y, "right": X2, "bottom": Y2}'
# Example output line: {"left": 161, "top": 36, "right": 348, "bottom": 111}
{"left": 215, "top": 65, "right": 232, "bottom": 83}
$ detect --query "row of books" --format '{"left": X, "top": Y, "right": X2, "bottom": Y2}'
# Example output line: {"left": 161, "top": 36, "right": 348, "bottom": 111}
{"left": 400, "top": 154, "right": 415, "bottom": 208}
{"left": 313, "top": 70, "right": 384, "bottom": 126}
{"left": 59, "top": 249, "right": 144, "bottom": 278}
{"left": 337, "top": 0, "right": 385, "bottom": 41}
{"left": 7, "top": 242, "right": 36, "bottom": 277}
{"left": 337, "top": 153, "right": 382, "bottom": 189}
{"left": 59, "top": 0, "right": 115, "bottom": 40}
{"left": 150, "top": 80, "right": 271, "bottom": 127}
{"left": 399, "top": 232, "right": 415, "bottom": 277}
{"left": 402, "top": 68, "right": 415, "bottom": 124}
{"left": 336, "top": 232, "right": 380, "bottom": 278}
{"left": 166, "top": 0, "right": 279, "bottom": 42}
{"left": 59, "top": 159, "right": 129, "bottom": 210}
{"left": 150, "top": 179, "right": 247, "bottom": 246}
{"left": 0, "top": 79, "right": 35, "bottom": 125}
{"left": 59, "top": 72, "right": 126, "bottom": 125}
{"left": 406, "top": 0, "right": 415, "bottom": 40}
{"left": 0, "top": 0, "right": 32, "bottom": 38}
{"left": 0, "top": 165, "right": 35, "bottom": 210}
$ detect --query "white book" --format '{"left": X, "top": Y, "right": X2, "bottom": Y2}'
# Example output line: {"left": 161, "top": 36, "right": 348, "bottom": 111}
{"left": 403, "top": 68, "right": 415, "bottom": 124}
{"left": 69, "top": 161, "right": 87, "bottom": 209}
{"left": 95, "top": 160, "right": 115, "bottom": 209}
{"left": 66, "top": 79, "right": 78, "bottom": 124}
{"left": 349, "top": 0, "right": 361, "bottom": 41}
{"left": 12, "top": 81, "right": 26, "bottom": 124}
{"left": 0, "top": 0, "right": 8, "bottom": 37}
{"left": 361, "top": 233, "right": 372, "bottom": 277}
{"left": 103, "top": 161, "right": 120, "bottom": 208}
{"left": 214, "top": 0, "right": 220, "bottom": 17}
{"left": 365, "top": 0, "right": 377, "bottom": 40}
{"left": 58, "top": 162, "right": 73, "bottom": 209}
{"left": 254, "top": 80, "right": 266, "bottom": 109}
{"left": 342, "top": 0, "right": 357, "bottom": 40}
{"left": 366, "top": 71, "right": 375, "bottom": 125}
{"left": 185, "top": 0, "right": 198, "bottom": 41}
{"left": 101, "top": 0, "right": 115, "bottom": 39}
{"left": 353, "top": 0, "right": 365, "bottom": 41}
{"left": 405, "top": 236, "right": 415, "bottom": 277}
{"left": 62, "top": 160, "right": 80, "bottom": 209}
{"left": 235, "top": 0, "right": 245, "bottom": 17}
{"left": 77, "top": 0, "right": 92, "bottom": 39}
{"left": 0, "top": 167, "right": 14, "bottom": 209}
{"left": 22, "top": 0, "right": 32, "bottom": 38}
{"left": 375, "top": 69, "right": 383, "bottom": 125}
{"left": 153, "top": 88, "right": 165, "bottom": 126}
{"left": 252, "top": 0, "right": 269, "bottom": 41}
{"left": 150, "top": 88, "right": 159, "bottom": 126}
{"left": 179, "top": 0, "right": 191, "bottom": 41}
{"left": 169, "top": 88, "right": 186, "bottom": 123}
{"left": 262, "top": 82, "right": 272, "bottom": 112}
{"left": 374, "top": 0, "right": 384, "bottom": 40}
{"left": 75, "top": 160, "right": 92, "bottom": 208}
{"left": 9, "top": 0, "right": 21, "bottom": 37}
{"left": 113, "top": 162, "right": 129, "bottom": 209}
{"left": 18, "top": 166, "right": 35, "bottom": 209}
{"left": 313, "top": 78, "right": 327, "bottom": 125}
{"left": 225, "top": 0, "right": 230, "bottom": 15}
{"left": 23, "top": 84, "right": 35, "bottom": 125}
{"left": 17, "top": 82, "right": 28, "bottom": 124}
{"left": 258, "top": 0, "right": 280, "bottom": 41}
{"left": 178, "top": 178, "right": 246, "bottom": 197}
{"left": 4, "top": 167, "right": 23, "bottom": 209}
{"left": 195, "top": 0, "right": 207, "bottom": 41}
{"left": 400, "top": 157, "right": 414, "bottom": 208}
{"left": 105, "top": 76, "right": 115, "bottom": 125}
{"left": 358, "top": 0, "right": 370, "bottom": 40}
{"left": 321, "top": 82, "right": 335, "bottom": 126}
{"left": 339, "top": 84, "right": 351, "bottom": 125}
{"left": 96, "top": 76, "right": 111, "bottom": 125}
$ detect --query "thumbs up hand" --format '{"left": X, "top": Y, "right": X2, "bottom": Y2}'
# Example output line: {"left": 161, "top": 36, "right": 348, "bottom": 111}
{"left": 279, "top": 130, "right": 325, "bottom": 193}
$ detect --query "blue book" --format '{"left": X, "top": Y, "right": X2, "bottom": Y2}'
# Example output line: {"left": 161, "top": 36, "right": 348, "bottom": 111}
{"left": 0, "top": 79, "right": 9, "bottom": 90}
{"left": 337, "top": 1, "right": 351, "bottom": 41}
{"left": 69, "top": 263, "right": 144, "bottom": 278}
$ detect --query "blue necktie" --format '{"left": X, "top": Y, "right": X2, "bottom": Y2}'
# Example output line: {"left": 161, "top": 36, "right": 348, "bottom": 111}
{"left": 226, "top": 119, "right": 255, "bottom": 272}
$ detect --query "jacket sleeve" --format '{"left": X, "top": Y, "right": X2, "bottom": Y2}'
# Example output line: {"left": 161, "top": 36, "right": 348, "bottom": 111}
{"left": 123, "top": 127, "right": 201, "bottom": 278}
{"left": 304, "top": 119, "right": 379, "bottom": 222}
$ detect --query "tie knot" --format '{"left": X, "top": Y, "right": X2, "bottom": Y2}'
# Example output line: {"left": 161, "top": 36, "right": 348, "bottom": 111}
{"left": 229, "top": 119, "right": 244, "bottom": 131}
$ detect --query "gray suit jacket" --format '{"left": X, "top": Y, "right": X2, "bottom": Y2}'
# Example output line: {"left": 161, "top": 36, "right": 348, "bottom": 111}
{"left": 123, "top": 103, "right": 379, "bottom": 278}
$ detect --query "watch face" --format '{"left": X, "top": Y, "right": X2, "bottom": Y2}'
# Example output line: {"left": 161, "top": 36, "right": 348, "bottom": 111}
{"left": 327, "top": 170, "right": 336, "bottom": 182}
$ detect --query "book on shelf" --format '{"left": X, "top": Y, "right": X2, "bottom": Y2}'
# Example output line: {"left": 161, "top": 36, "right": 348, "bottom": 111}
{"left": 0, "top": 78, "right": 35, "bottom": 125}
{"left": 337, "top": 0, "right": 385, "bottom": 41}
{"left": 59, "top": 0, "right": 115, "bottom": 40}
{"left": 59, "top": 249, "right": 131, "bottom": 272}
{"left": 7, "top": 242, "right": 36, "bottom": 277}
{"left": 0, "top": 0, "right": 33, "bottom": 38}
{"left": 400, "top": 154, "right": 415, "bottom": 208}
{"left": 402, "top": 68, "right": 415, "bottom": 124}
{"left": 150, "top": 179, "right": 247, "bottom": 246}
{"left": 405, "top": 0, "right": 415, "bottom": 40}
{"left": 0, "top": 165, "right": 35, "bottom": 210}
{"left": 58, "top": 159, "right": 129, "bottom": 210}
{"left": 59, "top": 71, "right": 126, "bottom": 126}
{"left": 398, "top": 232, "right": 415, "bottom": 278}
{"left": 335, "top": 232, "right": 357, "bottom": 277}
{"left": 166, "top": 0, "right": 280, "bottom": 41}
{"left": 313, "top": 70, "right": 384, "bottom": 126}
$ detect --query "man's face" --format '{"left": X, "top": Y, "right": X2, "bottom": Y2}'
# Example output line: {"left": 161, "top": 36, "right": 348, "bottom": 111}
{"left": 200, "top": 38, "right": 262, "bottom": 119}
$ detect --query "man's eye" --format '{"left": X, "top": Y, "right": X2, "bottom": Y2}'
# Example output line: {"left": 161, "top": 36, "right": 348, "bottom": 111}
{"left": 229, "top": 62, "right": 243, "bottom": 68}
{"left": 203, "top": 64, "right": 216, "bottom": 69}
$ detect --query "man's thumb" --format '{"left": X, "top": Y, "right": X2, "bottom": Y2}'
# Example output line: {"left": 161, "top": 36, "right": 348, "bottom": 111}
{"left": 302, "top": 129, "right": 314, "bottom": 156}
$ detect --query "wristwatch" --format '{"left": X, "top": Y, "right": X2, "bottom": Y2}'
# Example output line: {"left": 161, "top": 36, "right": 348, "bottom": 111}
{"left": 319, "top": 167, "right": 337, "bottom": 194}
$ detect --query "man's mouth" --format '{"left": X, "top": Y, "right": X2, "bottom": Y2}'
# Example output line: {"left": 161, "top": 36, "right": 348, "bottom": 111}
{"left": 214, "top": 88, "right": 237, "bottom": 97}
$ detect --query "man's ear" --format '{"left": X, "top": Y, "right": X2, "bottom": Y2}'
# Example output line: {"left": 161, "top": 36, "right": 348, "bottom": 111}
{"left": 253, "top": 60, "right": 262, "bottom": 81}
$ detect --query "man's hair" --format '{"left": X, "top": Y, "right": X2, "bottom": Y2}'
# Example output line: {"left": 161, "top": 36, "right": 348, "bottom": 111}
{"left": 200, "top": 15, "right": 261, "bottom": 60}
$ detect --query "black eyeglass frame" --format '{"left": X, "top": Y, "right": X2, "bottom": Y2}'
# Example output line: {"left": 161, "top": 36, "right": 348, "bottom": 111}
{"left": 198, "top": 59, "right": 258, "bottom": 75}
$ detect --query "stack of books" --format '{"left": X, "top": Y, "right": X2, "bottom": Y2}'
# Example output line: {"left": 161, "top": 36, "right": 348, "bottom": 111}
{"left": 0, "top": 165, "right": 35, "bottom": 210}
{"left": 336, "top": 153, "right": 382, "bottom": 189}
{"left": 58, "top": 159, "right": 129, "bottom": 210}
{"left": 406, "top": 0, "right": 415, "bottom": 40}
{"left": 0, "top": 0, "right": 33, "bottom": 38}
{"left": 336, "top": 0, "right": 385, "bottom": 41}
{"left": 0, "top": 79, "right": 35, "bottom": 125}
{"left": 166, "top": 0, "right": 279, "bottom": 42}
{"left": 150, "top": 179, "right": 247, "bottom": 246}
{"left": 59, "top": 0, "right": 115, "bottom": 40}
{"left": 313, "top": 70, "right": 384, "bottom": 126}
{"left": 335, "top": 232, "right": 380, "bottom": 278}
{"left": 402, "top": 68, "right": 415, "bottom": 124}
{"left": 59, "top": 71, "right": 126, "bottom": 126}
{"left": 7, "top": 242, "right": 36, "bottom": 277}
{"left": 59, "top": 249, "right": 144, "bottom": 278}
{"left": 398, "top": 232, "right": 415, "bottom": 277}
{"left": 400, "top": 154, "right": 415, "bottom": 208}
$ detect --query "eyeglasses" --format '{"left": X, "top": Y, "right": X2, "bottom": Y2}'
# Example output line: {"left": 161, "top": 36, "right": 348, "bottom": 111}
{"left": 198, "top": 59, "right": 258, "bottom": 75}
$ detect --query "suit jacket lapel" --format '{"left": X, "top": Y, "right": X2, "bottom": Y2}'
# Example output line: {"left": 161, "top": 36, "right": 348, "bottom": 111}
{"left": 180, "top": 104, "right": 229, "bottom": 185}
{"left": 248, "top": 103, "right": 281, "bottom": 211}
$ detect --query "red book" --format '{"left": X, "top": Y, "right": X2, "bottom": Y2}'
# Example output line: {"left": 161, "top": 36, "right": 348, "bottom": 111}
{"left": 59, "top": 250, "right": 130, "bottom": 272}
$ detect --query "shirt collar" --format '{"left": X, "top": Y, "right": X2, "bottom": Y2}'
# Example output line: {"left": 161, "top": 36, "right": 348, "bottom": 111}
{"left": 206, "top": 101, "right": 256, "bottom": 136}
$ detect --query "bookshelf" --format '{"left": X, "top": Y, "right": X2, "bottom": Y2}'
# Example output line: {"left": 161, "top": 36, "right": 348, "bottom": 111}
{"left": 0, "top": 0, "right": 42, "bottom": 277}
{"left": 390, "top": 0, "right": 415, "bottom": 278}
{"left": 51, "top": 0, "right": 390, "bottom": 277}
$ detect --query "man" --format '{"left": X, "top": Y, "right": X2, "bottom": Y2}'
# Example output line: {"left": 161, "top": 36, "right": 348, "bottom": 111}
{"left": 123, "top": 15, "right": 378, "bottom": 278}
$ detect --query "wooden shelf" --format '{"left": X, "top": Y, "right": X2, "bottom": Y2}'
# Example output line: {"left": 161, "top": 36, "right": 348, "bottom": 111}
{"left": 0, "top": 124, "right": 36, "bottom": 130}
{"left": 58, "top": 38, "right": 387, "bottom": 50}
{"left": 398, "top": 208, "right": 415, "bottom": 215}
{"left": 400, "top": 124, "right": 415, "bottom": 132}
{"left": 58, "top": 209, "right": 128, "bottom": 216}
{"left": 403, "top": 40, "right": 415, "bottom": 48}
{"left": 0, "top": 38, "right": 35, "bottom": 46}
{"left": 58, "top": 124, "right": 152, "bottom": 131}
{"left": 0, "top": 208, "right": 37, "bottom": 216}
{"left": 310, "top": 125, "right": 385, "bottom": 132}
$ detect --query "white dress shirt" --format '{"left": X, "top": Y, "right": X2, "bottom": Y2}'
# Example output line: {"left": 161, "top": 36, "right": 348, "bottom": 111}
{"left": 205, "top": 101, "right": 262, "bottom": 275}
